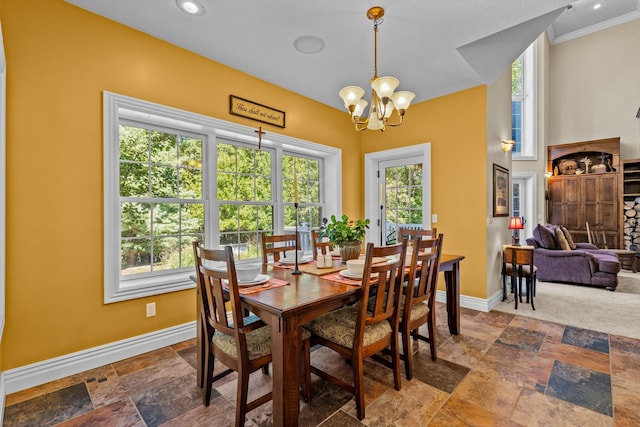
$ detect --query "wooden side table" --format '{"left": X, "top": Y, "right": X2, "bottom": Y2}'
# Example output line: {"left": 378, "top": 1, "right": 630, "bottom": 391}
{"left": 610, "top": 250, "right": 638, "bottom": 273}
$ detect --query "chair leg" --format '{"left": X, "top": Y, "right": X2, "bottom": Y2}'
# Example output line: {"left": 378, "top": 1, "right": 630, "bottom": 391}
{"left": 353, "top": 357, "right": 366, "bottom": 421}
{"left": 501, "top": 269, "right": 507, "bottom": 301}
{"left": 428, "top": 315, "right": 437, "bottom": 361}
{"left": 236, "top": 369, "right": 250, "bottom": 427}
{"left": 402, "top": 326, "right": 413, "bottom": 380}
{"left": 302, "top": 338, "right": 312, "bottom": 403}
{"left": 512, "top": 274, "right": 518, "bottom": 310}
{"left": 529, "top": 278, "right": 536, "bottom": 310}
{"left": 391, "top": 331, "right": 402, "bottom": 391}
{"left": 203, "top": 351, "right": 214, "bottom": 406}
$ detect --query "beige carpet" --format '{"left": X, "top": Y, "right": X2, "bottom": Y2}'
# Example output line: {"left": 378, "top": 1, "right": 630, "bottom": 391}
{"left": 493, "top": 270, "right": 640, "bottom": 339}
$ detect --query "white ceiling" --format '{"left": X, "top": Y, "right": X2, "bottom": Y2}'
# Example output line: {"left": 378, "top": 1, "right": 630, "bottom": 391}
{"left": 65, "top": 0, "right": 639, "bottom": 112}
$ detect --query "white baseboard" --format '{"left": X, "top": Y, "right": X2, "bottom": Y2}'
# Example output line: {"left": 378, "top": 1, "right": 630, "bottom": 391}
{"left": 435, "top": 289, "right": 496, "bottom": 313}
{"left": 3, "top": 321, "right": 196, "bottom": 395}
{"left": 0, "top": 372, "right": 6, "bottom": 424}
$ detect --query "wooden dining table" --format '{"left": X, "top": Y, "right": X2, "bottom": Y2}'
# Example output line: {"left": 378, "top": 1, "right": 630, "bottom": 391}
{"left": 194, "top": 253, "right": 464, "bottom": 426}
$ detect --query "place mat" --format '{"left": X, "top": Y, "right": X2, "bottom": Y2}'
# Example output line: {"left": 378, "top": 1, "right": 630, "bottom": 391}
{"left": 322, "top": 271, "right": 379, "bottom": 286}
{"left": 223, "top": 277, "right": 290, "bottom": 294}
{"left": 299, "top": 260, "right": 346, "bottom": 276}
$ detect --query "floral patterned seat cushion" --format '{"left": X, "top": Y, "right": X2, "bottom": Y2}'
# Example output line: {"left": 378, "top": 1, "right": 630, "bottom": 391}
{"left": 213, "top": 315, "right": 310, "bottom": 360}
{"left": 408, "top": 301, "right": 429, "bottom": 322}
{"left": 305, "top": 306, "right": 391, "bottom": 348}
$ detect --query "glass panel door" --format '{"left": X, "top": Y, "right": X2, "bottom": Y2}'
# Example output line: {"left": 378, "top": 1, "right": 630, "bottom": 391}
{"left": 380, "top": 159, "right": 423, "bottom": 245}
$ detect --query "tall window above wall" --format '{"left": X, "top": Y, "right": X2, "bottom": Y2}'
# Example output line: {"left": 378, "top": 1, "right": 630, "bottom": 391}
{"left": 511, "top": 41, "right": 537, "bottom": 160}
{"left": 104, "top": 92, "right": 341, "bottom": 303}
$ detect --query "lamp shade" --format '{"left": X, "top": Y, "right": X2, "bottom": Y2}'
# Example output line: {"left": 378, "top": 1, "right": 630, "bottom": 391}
{"left": 391, "top": 91, "right": 415, "bottom": 112}
{"left": 339, "top": 86, "right": 365, "bottom": 109}
{"left": 508, "top": 216, "right": 524, "bottom": 230}
{"left": 352, "top": 99, "right": 368, "bottom": 118}
{"left": 371, "top": 76, "right": 399, "bottom": 99}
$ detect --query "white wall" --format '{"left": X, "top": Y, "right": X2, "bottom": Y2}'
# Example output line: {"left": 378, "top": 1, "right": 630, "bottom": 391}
{"left": 486, "top": 67, "right": 513, "bottom": 301}
{"left": 548, "top": 19, "right": 640, "bottom": 158}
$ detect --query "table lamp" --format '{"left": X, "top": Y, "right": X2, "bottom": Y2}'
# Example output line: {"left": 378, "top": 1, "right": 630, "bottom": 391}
{"left": 508, "top": 216, "right": 524, "bottom": 245}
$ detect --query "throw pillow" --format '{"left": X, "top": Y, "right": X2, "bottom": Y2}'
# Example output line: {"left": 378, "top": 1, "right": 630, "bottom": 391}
{"left": 554, "top": 227, "right": 571, "bottom": 250}
{"left": 533, "top": 224, "right": 557, "bottom": 249}
{"left": 560, "top": 225, "right": 577, "bottom": 250}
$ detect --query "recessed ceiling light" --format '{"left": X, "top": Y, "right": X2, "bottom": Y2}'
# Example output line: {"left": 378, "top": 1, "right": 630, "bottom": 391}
{"left": 176, "top": 0, "right": 205, "bottom": 16}
{"left": 293, "top": 36, "right": 325, "bottom": 54}
{"left": 593, "top": 3, "right": 602, "bottom": 10}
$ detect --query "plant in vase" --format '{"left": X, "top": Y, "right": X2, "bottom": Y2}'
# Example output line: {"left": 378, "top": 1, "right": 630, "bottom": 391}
{"left": 320, "top": 214, "right": 370, "bottom": 263}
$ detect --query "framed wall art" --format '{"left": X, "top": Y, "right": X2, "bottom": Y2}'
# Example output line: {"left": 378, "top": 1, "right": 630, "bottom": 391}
{"left": 493, "top": 164, "right": 509, "bottom": 217}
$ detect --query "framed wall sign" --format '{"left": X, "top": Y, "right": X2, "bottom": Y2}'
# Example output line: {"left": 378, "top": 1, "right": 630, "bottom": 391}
{"left": 229, "top": 95, "right": 286, "bottom": 128}
{"left": 493, "top": 163, "right": 509, "bottom": 217}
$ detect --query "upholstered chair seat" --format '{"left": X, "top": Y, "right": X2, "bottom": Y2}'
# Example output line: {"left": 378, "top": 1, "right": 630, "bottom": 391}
{"left": 305, "top": 306, "right": 391, "bottom": 348}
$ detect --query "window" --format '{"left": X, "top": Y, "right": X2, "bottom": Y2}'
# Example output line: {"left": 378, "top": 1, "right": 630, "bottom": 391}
{"left": 511, "top": 41, "right": 537, "bottom": 160}
{"left": 119, "top": 123, "right": 205, "bottom": 276}
{"left": 104, "top": 92, "right": 341, "bottom": 303}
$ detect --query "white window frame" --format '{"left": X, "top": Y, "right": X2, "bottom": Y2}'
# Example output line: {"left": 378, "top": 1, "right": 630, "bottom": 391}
{"left": 104, "top": 92, "right": 341, "bottom": 303}
{"left": 513, "top": 42, "right": 537, "bottom": 161}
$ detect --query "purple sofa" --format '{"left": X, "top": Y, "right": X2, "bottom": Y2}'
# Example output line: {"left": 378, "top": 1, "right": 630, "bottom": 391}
{"left": 526, "top": 224, "right": 619, "bottom": 290}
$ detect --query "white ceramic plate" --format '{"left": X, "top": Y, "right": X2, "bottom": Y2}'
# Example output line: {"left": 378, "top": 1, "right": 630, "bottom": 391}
{"left": 279, "top": 256, "right": 313, "bottom": 264}
{"left": 339, "top": 270, "right": 364, "bottom": 279}
{"left": 237, "top": 274, "right": 270, "bottom": 287}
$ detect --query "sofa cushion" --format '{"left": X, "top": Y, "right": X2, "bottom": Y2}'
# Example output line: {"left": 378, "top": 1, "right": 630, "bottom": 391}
{"left": 594, "top": 253, "right": 621, "bottom": 274}
{"left": 555, "top": 227, "right": 571, "bottom": 250}
{"left": 560, "top": 225, "right": 577, "bottom": 250}
{"left": 533, "top": 224, "right": 557, "bottom": 249}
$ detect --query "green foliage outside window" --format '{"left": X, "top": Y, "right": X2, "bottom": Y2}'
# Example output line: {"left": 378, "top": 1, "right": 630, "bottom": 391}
{"left": 119, "top": 125, "right": 204, "bottom": 275}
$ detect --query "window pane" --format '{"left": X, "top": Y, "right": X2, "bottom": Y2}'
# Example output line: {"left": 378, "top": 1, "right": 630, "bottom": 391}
{"left": 120, "top": 163, "right": 149, "bottom": 197}
{"left": 150, "top": 131, "right": 178, "bottom": 165}
{"left": 153, "top": 237, "right": 179, "bottom": 271}
{"left": 121, "top": 202, "right": 151, "bottom": 238}
{"left": 257, "top": 205, "right": 273, "bottom": 231}
{"left": 179, "top": 136, "right": 202, "bottom": 167}
{"left": 512, "top": 55, "right": 523, "bottom": 95}
{"left": 239, "top": 205, "right": 258, "bottom": 232}
{"left": 153, "top": 203, "right": 180, "bottom": 236}
{"left": 179, "top": 167, "right": 202, "bottom": 199}
{"left": 217, "top": 144, "right": 236, "bottom": 172}
{"left": 256, "top": 176, "right": 271, "bottom": 201}
{"left": 217, "top": 172, "right": 236, "bottom": 200}
{"left": 121, "top": 238, "right": 151, "bottom": 275}
{"left": 237, "top": 147, "right": 255, "bottom": 174}
{"left": 181, "top": 203, "right": 204, "bottom": 234}
{"left": 219, "top": 204, "right": 239, "bottom": 232}
{"left": 119, "top": 126, "right": 148, "bottom": 162}
{"left": 151, "top": 165, "right": 178, "bottom": 198}
{"left": 512, "top": 100, "right": 522, "bottom": 153}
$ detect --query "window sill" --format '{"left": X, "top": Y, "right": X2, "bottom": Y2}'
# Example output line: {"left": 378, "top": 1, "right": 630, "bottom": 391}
{"left": 105, "top": 271, "right": 195, "bottom": 304}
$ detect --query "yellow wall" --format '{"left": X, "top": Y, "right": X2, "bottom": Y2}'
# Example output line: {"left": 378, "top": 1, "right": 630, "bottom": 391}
{"left": 0, "top": 0, "right": 489, "bottom": 370}
{"left": 362, "top": 87, "right": 488, "bottom": 298}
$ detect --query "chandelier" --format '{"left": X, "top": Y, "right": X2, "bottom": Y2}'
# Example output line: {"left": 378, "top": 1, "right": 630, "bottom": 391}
{"left": 338, "top": 6, "right": 415, "bottom": 132}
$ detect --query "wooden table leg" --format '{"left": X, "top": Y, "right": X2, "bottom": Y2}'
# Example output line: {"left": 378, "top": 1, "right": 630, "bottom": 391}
{"left": 270, "top": 315, "right": 301, "bottom": 427}
{"left": 443, "top": 262, "right": 460, "bottom": 335}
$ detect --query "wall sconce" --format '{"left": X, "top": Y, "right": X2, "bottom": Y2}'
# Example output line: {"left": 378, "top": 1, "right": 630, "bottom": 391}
{"left": 508, "top": 216, "right": 524, "bottom": 245}
{"left": 501, "top": 139, "right": 515, "bottom": 152}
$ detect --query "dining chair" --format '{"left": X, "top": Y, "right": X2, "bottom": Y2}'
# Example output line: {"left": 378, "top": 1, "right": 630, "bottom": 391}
{"left": 193, "top": 242, "right": 312, "bottom": 426}
{"left": 260, "top": 232, "right": 301, "bottom": 264}
{"left": 398, "top": 227, "right": 438, "bottom": 241}
{"left": 305, "top": 239, "right": 408, "bottom": 421}
{"left": 310, "top": 229, "right": 333, "bottom": 260}
{"left": 502, "top": 245, "right": 537, "bottom": 310}
{"left": 399, "top": 233, "right": 443, "bottom": 380}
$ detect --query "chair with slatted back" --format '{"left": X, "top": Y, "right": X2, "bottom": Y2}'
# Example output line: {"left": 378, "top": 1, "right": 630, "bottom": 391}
{"left": 260, "top": 232, "right": 301, "bottom": 265}
{"left": 310, "top": 229, "right": 333, "bottom": 260}
{"left": 398, "top": 227, "right": 438, "bottom": 241}
{"left": 193, "top": 242, "right": 312, "bottom": 427}
{"left": 305, "top": 239, "right": 408, "bottom": 421}
{"left": 400, "top": 234, "right": 443, "bottom": 379}
{"left": 502, "top": 245, "right": 537, "bottom": 310}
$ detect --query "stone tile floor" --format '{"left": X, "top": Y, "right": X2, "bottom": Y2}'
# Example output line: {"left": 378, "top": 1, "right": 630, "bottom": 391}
{"left": 4, "top": 303, "right": 640, "bottom": 426}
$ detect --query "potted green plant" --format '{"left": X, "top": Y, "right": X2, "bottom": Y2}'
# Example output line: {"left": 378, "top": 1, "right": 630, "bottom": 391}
{"left": 320, "top": 214, "right": 370, "bottom": 263}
